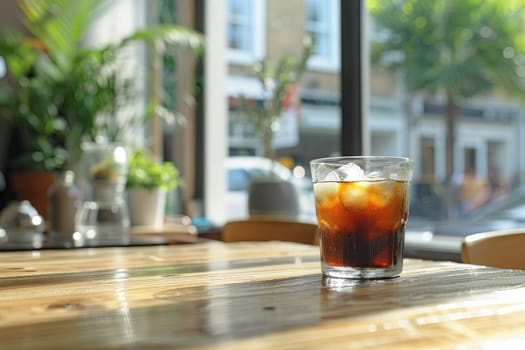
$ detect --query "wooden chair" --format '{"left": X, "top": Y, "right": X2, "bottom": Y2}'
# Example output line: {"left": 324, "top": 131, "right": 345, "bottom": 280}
{"left": 461, "top": 228, "right": 525, "bottom": 269}
{"left": 222, "top": 219, "right": 319, "bottom": 246}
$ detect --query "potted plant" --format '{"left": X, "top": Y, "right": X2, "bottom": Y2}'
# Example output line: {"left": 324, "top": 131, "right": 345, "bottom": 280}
{"left": 0, "top": 0, "right": 203, "bottom": 218}
{"left": 0, "top": 24, "right": 70, "bottom": 217}
{"left": 126, "top": 150, "right": 181, "bottom": 227}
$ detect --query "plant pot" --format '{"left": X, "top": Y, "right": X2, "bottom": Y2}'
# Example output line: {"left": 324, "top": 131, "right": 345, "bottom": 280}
{"left": 127, "top": 188, "right": 167, "bottom": 227}
{"left": 10, "top": 171, "right": 56, "bottom": 221}
{"left": 248, "top": 178, "right": 300, "bottom": 219}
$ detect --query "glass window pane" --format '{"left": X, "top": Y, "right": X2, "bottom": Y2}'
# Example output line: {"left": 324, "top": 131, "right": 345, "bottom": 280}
{"left": 366, "top": 0, "right": 525, "bottom": 247}
{"left": 225, "top": 0, "right": 341, "bottom": 221}
{"left": 226, "top": 0, "right": 263, "bottom": 64}
{"left": 307, "top": 0, "right": 339, "bottom": 69}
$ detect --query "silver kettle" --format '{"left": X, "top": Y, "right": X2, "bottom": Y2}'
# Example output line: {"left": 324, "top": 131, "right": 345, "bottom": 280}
{"left": 0, "top": 200, "right": 45, "bottom": 246}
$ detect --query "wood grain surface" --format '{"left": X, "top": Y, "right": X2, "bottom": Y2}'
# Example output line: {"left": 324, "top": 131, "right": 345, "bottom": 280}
{"left": 1, "top": 241, "right": 525, "bottom": 349}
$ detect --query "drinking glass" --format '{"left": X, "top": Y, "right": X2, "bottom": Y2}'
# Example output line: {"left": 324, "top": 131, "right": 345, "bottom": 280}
{"left": 75, "top": 142, "right": 130, "bottom": 245}
{"left": 310, "top": 156, "right": 413, "bottom": 279}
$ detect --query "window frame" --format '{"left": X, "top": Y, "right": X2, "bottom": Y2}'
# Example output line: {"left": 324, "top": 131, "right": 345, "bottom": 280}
{"left": 193, "top": 0, "right": 363, "bottom": 222}
{"left": 340, "top": 0, "right": 364, "bottom": 156}
{"left": 225, "top": 0, "right": 266, "bottom": 65}
{"left": 306, "top": 0, "right": 341, "bottom": 72}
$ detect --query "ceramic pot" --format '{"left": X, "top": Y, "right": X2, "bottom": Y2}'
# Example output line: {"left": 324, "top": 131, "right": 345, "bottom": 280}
{"left": 127, "top": 188, "right": 167, "bottom": 227}
{"left": 248, "top": 178, "right": 299, "bottom": 219}
{"left": 10, "top": 171, "right": 56, "bottom": 220}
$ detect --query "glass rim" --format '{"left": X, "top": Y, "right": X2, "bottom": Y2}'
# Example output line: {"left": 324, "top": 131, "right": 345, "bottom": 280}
{"left": 310, "top": 155, "right": 412, "bottom": 166}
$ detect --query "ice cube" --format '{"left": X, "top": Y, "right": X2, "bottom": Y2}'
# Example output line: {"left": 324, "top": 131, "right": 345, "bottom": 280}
{"left": 323, "top": 170, "right": 342, "bottom": 182}
{"left": 336, "top": 163, "right": 364, "bottom": 181}
{"left": 315, "top": 164, "right": 340, "bottom": 182}
{"left": 368, "top": 181, "right": 394, "bottom": 208}
{"left": 313, "top": 182, "right": 339, "bottom": 205}
{"left": 340, "top": 182, "right": 369, "bottom": 209}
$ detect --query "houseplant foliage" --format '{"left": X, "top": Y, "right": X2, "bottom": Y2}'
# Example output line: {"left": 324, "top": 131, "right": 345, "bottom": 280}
{"left": 126, "top": 149, "right": 181, "bottom": 226}
{"left": 236, "top": 35, "right": 314, "bottom": 161}
{"left": 127, "top": 150, "right": 181, "bottom": 192}
{"left": 0, "top": 0, "right": 203, "bottom": 172}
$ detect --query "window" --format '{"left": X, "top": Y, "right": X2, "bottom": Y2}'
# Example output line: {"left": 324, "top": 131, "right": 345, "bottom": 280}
{"left": 365, "top": 0, "right": 525, "bottom": 257}
{"left": 306, "top": 0, "right": 340, "bottom": 71}
{"left": 226, "top": 0, "right": 265, "bottom": 64}
{"left": 222, "top": 0, "right": 341, "bottom": 223}
{"left": 419, "top": 137, "right": 436, "bottom": 177}
{"left": 201, "top": 1, "right": 525, "bottom": 261}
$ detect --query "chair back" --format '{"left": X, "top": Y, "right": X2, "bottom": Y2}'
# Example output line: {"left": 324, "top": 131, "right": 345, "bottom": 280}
{"left": 222, "top": 219, "right": 319, "bottom": 246}
{"left": 461, "top": 228, "right": 525, "bottom": 269}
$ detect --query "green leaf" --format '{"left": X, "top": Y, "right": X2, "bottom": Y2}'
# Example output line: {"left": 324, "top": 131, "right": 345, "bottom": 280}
{"left": 121, "top": 24, "right": 204, "bottom": 55}
{"left": 127, "top": 150, "right": 181, "bottom": 190}
{"left": 369, "top": 0, "right": 525, "bottom": 98}
{"left": 0, "top": 0, "right": 203, "bottom": 172}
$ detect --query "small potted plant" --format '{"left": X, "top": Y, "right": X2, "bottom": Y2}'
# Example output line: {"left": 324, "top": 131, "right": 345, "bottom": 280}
{"left": 126, "top": 150, "right": 181, "bottom": 227}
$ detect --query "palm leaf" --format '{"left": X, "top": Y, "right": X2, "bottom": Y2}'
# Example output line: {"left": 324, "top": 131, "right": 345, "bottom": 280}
{"left": 19, "top": 0, "right": 112, "bottom": 70}
{"left": 120, "top": 24, "right": 204, "bottom": 55}
{"left": 0, "top": 31, "right": 36, "bottom": 79}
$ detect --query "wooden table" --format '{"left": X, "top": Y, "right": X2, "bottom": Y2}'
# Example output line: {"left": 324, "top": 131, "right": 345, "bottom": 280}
{"left": 2, "top": 242, "right": 525, "bottom": 349}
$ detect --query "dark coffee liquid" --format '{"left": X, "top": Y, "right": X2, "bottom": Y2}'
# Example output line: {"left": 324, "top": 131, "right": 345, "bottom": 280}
{"left": 314, "top": 180, "right": 409, "bottom": 269}
{"left": 320, "top": 226, "right": 405, "bottom": 267}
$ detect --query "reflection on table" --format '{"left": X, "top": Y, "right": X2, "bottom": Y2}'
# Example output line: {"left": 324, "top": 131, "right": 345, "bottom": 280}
{"left": 0, "top": 224, "right": 201, "bottom": 251}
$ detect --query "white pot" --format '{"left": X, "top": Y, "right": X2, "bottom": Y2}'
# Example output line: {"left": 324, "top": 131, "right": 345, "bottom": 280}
{"left": 127, "top": 188, "right": 167, "bottom": 227}
{"left": 248, "top": 178, "right": 300, "bottom": 219}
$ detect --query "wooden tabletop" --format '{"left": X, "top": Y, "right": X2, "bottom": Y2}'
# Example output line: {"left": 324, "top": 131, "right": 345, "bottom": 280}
{"left": 2, "top": 241, "right": 525, "bottom": 349}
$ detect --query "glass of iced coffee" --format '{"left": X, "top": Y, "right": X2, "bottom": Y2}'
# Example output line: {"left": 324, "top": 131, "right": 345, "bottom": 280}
{"left": 310, "top": 156, "right": 413, "bottom": 279}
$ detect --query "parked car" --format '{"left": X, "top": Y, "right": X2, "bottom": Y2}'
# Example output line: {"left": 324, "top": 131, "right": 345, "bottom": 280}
{"left": 405, "top": 186, "right": 524, "bottom": 262}
{"left": 225, "top": 157, "right": 315, "bottom": 221}
{"left": 408, "top": 185, "right": 524, "bottom": 236}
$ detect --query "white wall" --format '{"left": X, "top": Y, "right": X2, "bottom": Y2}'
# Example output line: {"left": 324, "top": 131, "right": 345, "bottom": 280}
{"left": 204, "top": 0, "right": 228, "bottom": 224}
{"left": 84, "top": 0, "right": 148, "bottom": 148}
{"left": 85, "top": 0, "right": 146, "bottom": 47}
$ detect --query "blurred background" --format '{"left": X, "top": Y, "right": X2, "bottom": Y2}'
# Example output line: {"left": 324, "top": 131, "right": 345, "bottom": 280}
{"left": 1, "top": 0, "right": 525, "bottom": 257}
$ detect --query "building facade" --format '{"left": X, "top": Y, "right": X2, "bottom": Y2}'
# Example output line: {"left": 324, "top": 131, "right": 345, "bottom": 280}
{"left": 225, "top": 0, "right": 524, "bottom": 188}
